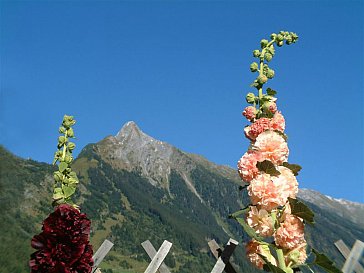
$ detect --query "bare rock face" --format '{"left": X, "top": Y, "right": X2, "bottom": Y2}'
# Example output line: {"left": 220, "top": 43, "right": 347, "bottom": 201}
{"left": 298, "top": 188, "right": 364, "bottom": 227}
{"left": 95, "top": 122, "right": 199, "bottom": 197}
{"left": 91, "top": 121, "right": 364, "bottom": 227}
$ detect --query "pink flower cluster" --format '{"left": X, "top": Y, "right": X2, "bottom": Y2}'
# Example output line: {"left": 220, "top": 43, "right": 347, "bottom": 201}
{"left": 238, "top": 102, "right": 307, "bottom": 268}
{"left": 243, "top": 112, "right": 285, "bottom": 140}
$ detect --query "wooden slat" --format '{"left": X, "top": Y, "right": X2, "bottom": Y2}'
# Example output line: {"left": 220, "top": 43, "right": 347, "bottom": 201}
{"left": 144, "top": 240, "right": 172, "bottom": 273}
{"left": 210, "top": 239, "right": 238, "bottom": 273}
{"left": 92, "top": 239, "right": 114, "bottom": 273}
{"left": 141, "top": 240, "right": 171, "bottom": 273}
{"left": 335, "top": 239, "right": 364, "bottom": 273}
{"left": 208, "top": 239, "right": 221, "bottom": 259}
{"left": 335, "top": 240, "right": 352, "bottom": 259}
{"left": 342, "top": 240, "right": 364, "bottom": 273}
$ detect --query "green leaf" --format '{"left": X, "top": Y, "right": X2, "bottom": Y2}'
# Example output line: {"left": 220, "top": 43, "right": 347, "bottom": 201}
{"left": 256, "top": 160, "right": 281, "bottom": 176}
{"left": 229, "top": 206, "right": 250, "bottom": 218}
{"left": 311, "top": 249, "right": 342, "bottom": 273}
{"left": 266, "top": 88, "right": 277, "bottom": 96}
{"left": 258, "top": 254, "right": 286, "bottom": 273}
{"left": 53, "top": 187, "right": 64, "bottom": 200}
{"left": 282, "top": 162, "right": 302, "bottom": 176}
{"left": 59, "top": 162, "right": 68, "bottom": 173}
{"left": 62, "top": 184, "right": 76, "bottom": 198}
{"left": 288, "top": 197, "right": 315, "bottom": 225}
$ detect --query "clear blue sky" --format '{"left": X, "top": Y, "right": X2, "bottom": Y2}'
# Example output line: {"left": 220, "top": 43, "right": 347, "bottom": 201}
{"left": 1, "top": 0, "right": 363, "bottom": 203}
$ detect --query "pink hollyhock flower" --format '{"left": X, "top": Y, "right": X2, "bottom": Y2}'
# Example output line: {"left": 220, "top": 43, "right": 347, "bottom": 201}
{"left": 275, "top": 213, "right": 305, "bottom": 249}
{"left": 246, "top": 240, "right": 277, "bottom": 269}
{"left": 253, "top": 131, "right": 289, "bottom": 165}
{"left": 268, "top": 102, "right": 277, "bottom": 114}
{"left": 246, "top": 206, "right": 274, "bottom": 237}
{"left": 237, "top": 151, "right": 263, "bottom": 183}
{"left": 248, "top": 173, "right": 287, "bottom": 211}
{"left": 242, "top": 106, "right": 257, "bottom": 121}
{"left": 271, "top": 111, "right": 285, "bottom": 132}
{"left": 271, "top": 166, "right": 298, "bottom": 201}
{"left": 244, "top": 118, "right": 271, "bottom": 140}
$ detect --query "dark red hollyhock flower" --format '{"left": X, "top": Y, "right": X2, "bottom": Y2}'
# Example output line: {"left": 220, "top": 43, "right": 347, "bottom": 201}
{"left": 29, "top": 204, "right": 94, "bottom": 273}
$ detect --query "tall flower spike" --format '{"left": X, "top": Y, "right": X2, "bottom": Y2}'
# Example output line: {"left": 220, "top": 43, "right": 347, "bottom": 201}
{"left": 230, "top": 31, "right": 342, "bottom": 273}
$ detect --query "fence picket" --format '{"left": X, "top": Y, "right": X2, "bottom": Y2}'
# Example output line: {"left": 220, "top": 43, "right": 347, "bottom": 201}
{"left": 144, "top": 240, "right": 173, "bottom": 273}
{"left": 91, "top": 239, "right": 114, "bottom": 273}
{"left": 209, "top": 238, "right": 238, "bottom": 273}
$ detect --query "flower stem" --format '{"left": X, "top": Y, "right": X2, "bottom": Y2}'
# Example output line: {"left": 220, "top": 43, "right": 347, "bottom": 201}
{"left": 258, "top": 39, "right": 275, "bottom": 102}
{"left": 61, "top": 131, "right": 67, "bottom": 161}
{"left": 276, "top": 248, "right": 287, "bottom": 270}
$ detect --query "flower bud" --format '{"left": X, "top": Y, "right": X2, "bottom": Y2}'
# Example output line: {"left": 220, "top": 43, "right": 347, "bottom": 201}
{"left": 253, "top": 50, "right": 261, "bottom": 57}
{"left": 64, "top": 154, "right": 73, "bottom": 164}
{"left": 250, "top": 62, "right": 259, "bottom": 72}
{"left": 277, "top": 41, "right": 284, "bottom": 47}
{"left": 286, "top": 35, "right": 293, "bottom": 45}
{"left": 257, "top": 75, "right": 268, "bottom": 85}
{"left": 68, "top": 142, "right": 76, "bottom": 151}
{"left": 267, "top": 45, "right": 275, "bottom": 55}
{"left": 62, "top": 115, "right": 76, "bottom": 129}
{"left": 263, "top": 101, "right": 277, "bottom": 114}
{"left": 264, "top": 53, "right": 273, "bottom": 62}
{"left": 58, "top": 136, "right": 66, "bottom": 145}
{"left": 246, "top": 93, "right": 256, "bottom": 104}
{"left": 54, "top": 171, "right": 63, "bottom": 183}
{"left": 67, "top": 128, "right": 74, "bottom": 138}
{"left": 260, "top": 39, "right": 269, "bottom": 48}
{"left": 267, "top": 69, "right": 275, "bottom": 79}
{"left": 276, "top": 34, "right": 284, "bottom": 42}
{"left": 59, "top": 126, "right": 66, "bottom": 134}
{"left": 242, "top": 106, "right": 257, "bottom": 121}
{"left": 270, "top": 33, "right": 277, "bottom": 39}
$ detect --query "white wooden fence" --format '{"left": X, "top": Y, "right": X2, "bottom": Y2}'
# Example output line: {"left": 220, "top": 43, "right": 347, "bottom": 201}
{"left": 92, "top": 238, "right": 239, "bottom": 273}
{"left": 335, "top": 239, "right": 364, "bottom": 273}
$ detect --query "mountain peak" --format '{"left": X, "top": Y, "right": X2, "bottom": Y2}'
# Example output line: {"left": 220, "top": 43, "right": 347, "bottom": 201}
{"left": 116, "top": 121, "right": 143, "bottom": 141}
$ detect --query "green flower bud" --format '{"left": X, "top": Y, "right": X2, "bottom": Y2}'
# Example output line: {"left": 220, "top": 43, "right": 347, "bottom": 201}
{"left": 62, "top": 115, "right": 76, "bottom": 129}
{"left": 260, "top": 39, "right": 269, "bottom": 48}
{"left": 69, "top": 171, "right": 78, "bottom": 179}
{"left": 292, "top": 33, "right": 299, "bottom": 41}
{"left": 264, "top": 53, "right": 273, "bottom": 62}
{"left": 58, "top": 136, "right": 66, "bottom": 147}
{"left": 246, "top": 93, "right": 256, "bottom": 104}
{"left": 67, "top": 128, "right": 74, "bottom": 138}
{"left": 286, "top": 35, "right": 293, "bottom": 45}
{"left": 270, "top": 33, "right": 277, "bottom": 40}
{"left": 54, "top": 171, "right": 63, "bottom": 183}
{"left": 277, "top": 41, "right": 284, "bottom": 47}
{"left": 253, "top": 50, "right": 261, "bottom": 57}
{"left": 277, "top": 34, "right": 284, "bottom": 42}
{"left": 64, "top": 154, "right": 73, "bottom": 164}
{"left": 267, "top": 69, "right": 275, "bottom": 79}
{"left": 68, "top": 142, "right": 76, "bottom": 151}
{"left": 59, "top": 126, "right": 66, "bottom": 134}
{"left": 250, "top": 62, "right": 259, "bottom": 72}
{"left": 267, "top": 45, "right": 275, "bottom": 55}
{"left": 257, "top": 75, "right": 268, "bottom": 84}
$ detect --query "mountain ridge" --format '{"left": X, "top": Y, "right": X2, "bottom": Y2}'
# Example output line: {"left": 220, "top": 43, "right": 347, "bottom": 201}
{"left": 1, "top": 122, "right": 363, "bottom": 273}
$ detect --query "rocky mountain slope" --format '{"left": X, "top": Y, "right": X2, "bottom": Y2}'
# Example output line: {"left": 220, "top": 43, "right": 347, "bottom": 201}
{"left": 1, "top": 121, "right": 363, "bottom": 273}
